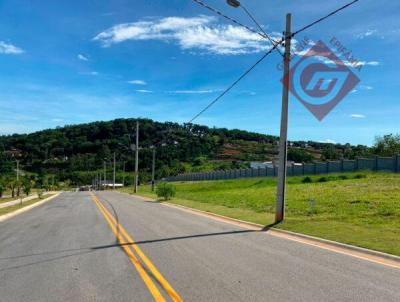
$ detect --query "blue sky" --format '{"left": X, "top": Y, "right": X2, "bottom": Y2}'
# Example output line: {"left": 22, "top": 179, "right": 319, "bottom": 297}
{"left": 0, "top": 0, "right": 399, "bottom": 145}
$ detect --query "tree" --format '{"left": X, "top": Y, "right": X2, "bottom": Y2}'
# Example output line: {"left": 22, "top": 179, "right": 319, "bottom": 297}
{"left": 373, "top": 134, "right": 400, "bottom": 156}
{"left": 22, "top": 177, "right": 33, "bottom": 196}
{"left": 287, "top": 148, "right": 313, "bottom": 163}
{"left": 7, "top": 179, "right": 17, "bottom": 198}
{"left": 0, "top": 181, "right": 4, "bottom": 198}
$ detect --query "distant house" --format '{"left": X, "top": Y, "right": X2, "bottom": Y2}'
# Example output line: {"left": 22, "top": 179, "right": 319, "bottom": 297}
{"left": 250, "top": 161, "right": 274, "bottom": 169}
{"left": 5, "top": 148, "right": 22, "bottom": 158}
{"left": 250, "top": 161, "right": 302, "bottom": 169}
{"left": 99, "top": 181, "right": 124, "bottom": 188}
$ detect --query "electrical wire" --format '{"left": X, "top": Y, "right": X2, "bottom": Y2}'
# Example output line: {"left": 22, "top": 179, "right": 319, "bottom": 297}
{"left": 188, "top": 40, "right": 284, "bottom": 123}
{"left": 239, "top": 5, "right": 284, "bottom": 56}
{"left": 192, "top": 0, "right": 277, "bottom": 46}
{"left": 292, "top": 0, "right": 359, "bottom": 37}
{"left": 188, "top": 0, "right": 360, "bottom": 123}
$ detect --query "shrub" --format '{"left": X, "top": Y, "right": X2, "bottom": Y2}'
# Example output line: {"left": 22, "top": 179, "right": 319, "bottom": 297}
{"left": 354, "top": 174, "right": 366, "bottom": 179}
{"left": 317, "top": 177, "right": 328, "bottom": 182}
{"left": 302, "top": 176, "right": 313, "bottom": 183}
{"left": 38, "top": 189, "right": 44, "bottom": 199}
{"left": 338, "top": 175, "right": 348, "bottom": 180}
{"left": 156, "top": 182, "right": 176, "bottom": 200}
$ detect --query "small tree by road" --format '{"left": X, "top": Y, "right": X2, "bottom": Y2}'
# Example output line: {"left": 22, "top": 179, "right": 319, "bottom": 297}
{"left": 0, "top": 182, "right": 4, "bottom": 198}
{"left": 22, "top": 177, "right": 33, "bottom": 197}
{"left": 156, "top": 182, "right": 176, "bottom": 200}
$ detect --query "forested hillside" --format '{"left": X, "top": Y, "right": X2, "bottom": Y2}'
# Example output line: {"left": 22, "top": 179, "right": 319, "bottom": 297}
{"left": 0, "top": 118, "right": 373, "bottom": 185}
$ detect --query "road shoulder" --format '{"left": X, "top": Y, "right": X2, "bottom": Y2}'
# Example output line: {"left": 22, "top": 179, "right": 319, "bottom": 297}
{"left": 0, "top": 193, "right": 60, "bottom": 223}
{"left": 123, "top": 192, "right": 400, "bottom": 269}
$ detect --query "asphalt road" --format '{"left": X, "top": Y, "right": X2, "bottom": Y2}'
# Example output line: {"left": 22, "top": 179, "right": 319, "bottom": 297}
{"left": 0, "top": 191, "right": 399, "bottom": 302}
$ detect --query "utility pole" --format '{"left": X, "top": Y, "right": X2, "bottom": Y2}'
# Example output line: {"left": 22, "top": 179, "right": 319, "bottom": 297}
{"left": 16, "top": 159, "right": 19, "bottom": 182}
{"left": 103, "top": 161, "right": 107, "bottom": 190}
{"left": 151, "top": 148, "right": 156, "bottom": 192}
{"left": 113, "top": 152, "right": 116, "bottom": 190}
{"left": 275, "top": 13, "right": 292, "bottom": 223}
{"left": 134, "top": 121, "right": 139, "bottom": 193}
{"left": 122, "top": 162, "right": 126, "bottom": 186}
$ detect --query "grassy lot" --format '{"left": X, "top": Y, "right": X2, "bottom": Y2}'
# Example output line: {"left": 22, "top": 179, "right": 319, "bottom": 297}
{"left": 0, "top": 194, "right": 55, "bottom": 216}
{"left": 121, "top": 172, "right": 400, "bottom": 256}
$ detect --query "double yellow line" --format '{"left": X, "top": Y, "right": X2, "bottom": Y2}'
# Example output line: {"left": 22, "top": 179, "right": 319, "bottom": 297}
{"left": 90, "top": 193, "right": 183, "bottom": 302}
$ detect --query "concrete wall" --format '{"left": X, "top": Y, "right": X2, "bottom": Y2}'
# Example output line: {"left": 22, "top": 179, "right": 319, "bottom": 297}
{"left": 166, "top": 155, "right": 400, "bottom": 182}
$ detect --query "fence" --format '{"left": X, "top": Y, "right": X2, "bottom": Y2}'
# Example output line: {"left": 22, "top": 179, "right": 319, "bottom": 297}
{"left": 166, "top": 155, "right": 400, "bottom": 182}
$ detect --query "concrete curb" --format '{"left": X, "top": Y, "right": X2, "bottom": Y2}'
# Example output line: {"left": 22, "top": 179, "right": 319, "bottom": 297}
{"left": 0, "top": 192, "right": 56, "bottom": 209}
{"left": 161, "top": 202, "right": 400, "bottom": 265}
{"left": 118, "top": 192, "right": 400, "bottom": 266}
{"left": 0, "top": 193, "right": 61, "bottom": 223}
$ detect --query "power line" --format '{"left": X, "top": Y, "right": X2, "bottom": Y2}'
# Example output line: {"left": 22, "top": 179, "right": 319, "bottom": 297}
{"left": 188, "top": 40, "right": 283, "bottom": 124}
{"left": 292, "top": 0, "right": 359, "bottom": 36}
{"left": 188, "top": 0, "right": 360, "bottom": 123}
{"left": 239, "top": 5, "right": 284, "bottom": 56}
{"left": 191, "top": 0, "right": 277, "bottom": 46}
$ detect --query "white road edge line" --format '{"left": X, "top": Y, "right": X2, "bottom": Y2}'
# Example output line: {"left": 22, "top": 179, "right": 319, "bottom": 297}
{"left": 160, "top": 201, "right": 400, "bottom": 269}
{"left": 111, "top": 192, "right": 400, "bottom": 269}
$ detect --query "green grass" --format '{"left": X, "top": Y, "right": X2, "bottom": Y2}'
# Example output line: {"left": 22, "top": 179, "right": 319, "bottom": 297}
{"left": 0, "top": 197, "right": 19, "bottom": 204}
{"left": 0, "top": 194, "right": 54, "bottom": 216}
{"left": 121, "top": 172, "right": 400, "bottom": 256}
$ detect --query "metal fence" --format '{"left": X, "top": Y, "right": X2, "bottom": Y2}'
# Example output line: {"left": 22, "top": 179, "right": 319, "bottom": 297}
{"left": 166, "top": 155, "right": 400, "bottom": 182}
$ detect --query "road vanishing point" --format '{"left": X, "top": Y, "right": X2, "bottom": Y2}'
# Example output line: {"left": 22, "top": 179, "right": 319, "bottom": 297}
{"left": 1, "top": 191, "right": 399, "bottom": 301}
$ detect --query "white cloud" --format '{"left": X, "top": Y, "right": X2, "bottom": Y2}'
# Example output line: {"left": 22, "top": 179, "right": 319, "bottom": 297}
{"left": 350, "top": 114, "right": 366, "bottom": 119}
{"left": 136, "top": 89, "right": 152, "bottom": 93}
{"left": 360, "top": 85, "right": 373, "bottom": 90}
{"left": 168, "top": 89, "right": 216, "bottom": 94}
{"left": 356, "top": 61, "right": 380, "bottom": 67}
{"left": 77, "top": 54, "right": 89, "bottom": 61}
{"left": 356, "top": 29, "right": 378, "bottom": 39}
{"left": 0, "top": 41, "right": 24, "bottom": 54}
{"left": 128, "top": 80, "right": 147, "bottom": 85}
{"left": 93, "top": 15, "right": 275, "bottom": 55}
{"left": 80, "top": 71, "right": 99, "bottom": 76}
{"left": 320, "top": 139, "right": 336, "bottom": 144}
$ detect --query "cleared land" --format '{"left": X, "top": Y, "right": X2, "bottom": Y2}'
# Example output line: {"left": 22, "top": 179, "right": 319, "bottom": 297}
{"left": 123, "top": 172, "right": 400, "bottom": 256}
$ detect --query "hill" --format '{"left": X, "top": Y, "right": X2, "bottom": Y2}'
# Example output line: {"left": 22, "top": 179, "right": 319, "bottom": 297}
{"left": 0, "top": 118, "right": 372, "bottom": 185}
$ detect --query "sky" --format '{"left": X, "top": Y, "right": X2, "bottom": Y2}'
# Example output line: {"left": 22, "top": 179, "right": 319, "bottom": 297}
{"left": 0, "top": 0, "right": 399, "bottom": 146}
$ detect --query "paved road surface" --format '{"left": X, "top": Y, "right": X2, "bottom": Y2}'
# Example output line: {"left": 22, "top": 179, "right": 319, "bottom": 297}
{"left": 0, "top": 191, "right": 399, "bottom": 301}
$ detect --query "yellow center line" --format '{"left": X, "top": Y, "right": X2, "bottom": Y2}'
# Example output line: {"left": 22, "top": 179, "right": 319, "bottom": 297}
{"left": 90, "top": 194, "right": 166, "bottom": 302}
{"left": 91, "top": 193, "right": 184, "bottom": 302}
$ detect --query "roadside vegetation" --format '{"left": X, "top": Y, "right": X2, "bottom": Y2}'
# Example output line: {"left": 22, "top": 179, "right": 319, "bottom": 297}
{"left": 124, "top": 171, "right": 400, "bottom": 256}
{"left": 0, "top": 194, "right": 55, "bottom": 216}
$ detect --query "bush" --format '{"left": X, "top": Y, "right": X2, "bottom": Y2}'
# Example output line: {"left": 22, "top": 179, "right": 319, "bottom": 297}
{"left": 354, "top": 174, "right": 366, "bottom": 179}
{"left": 156, "top": 182, "right": 176, "bottom": 200}
{"left": 317, "top": 177, "right": 328, "bottom": 182}
{"left": 38, "top": 189, "right": 44, "bottom": 199}
{"left": 302, "top": 176, "right": 313, "bottom": 183}
{"left": 338, "top": 175, "right": 348, "bottom": 180}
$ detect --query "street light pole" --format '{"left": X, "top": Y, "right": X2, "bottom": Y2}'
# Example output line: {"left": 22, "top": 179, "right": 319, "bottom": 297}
{"left": 16, "top": 159, "right": 19, "bottom": 182}
{"left": 275, "top": 13, "right": 292, "bottom": 223}
{"left": 151, "top": 148, "right": 156, "bottom": 192}
{"left": 122, "top": 161, "right": 126, "bottom": 187}
{"left": 103, "top": 161, "right": 107, "bottom": 190}
{"left": 113, "top": 152, "right": 116, "bottom": 190}
{"left": 134, "top": 121, "right": 139, "bottom": 193}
